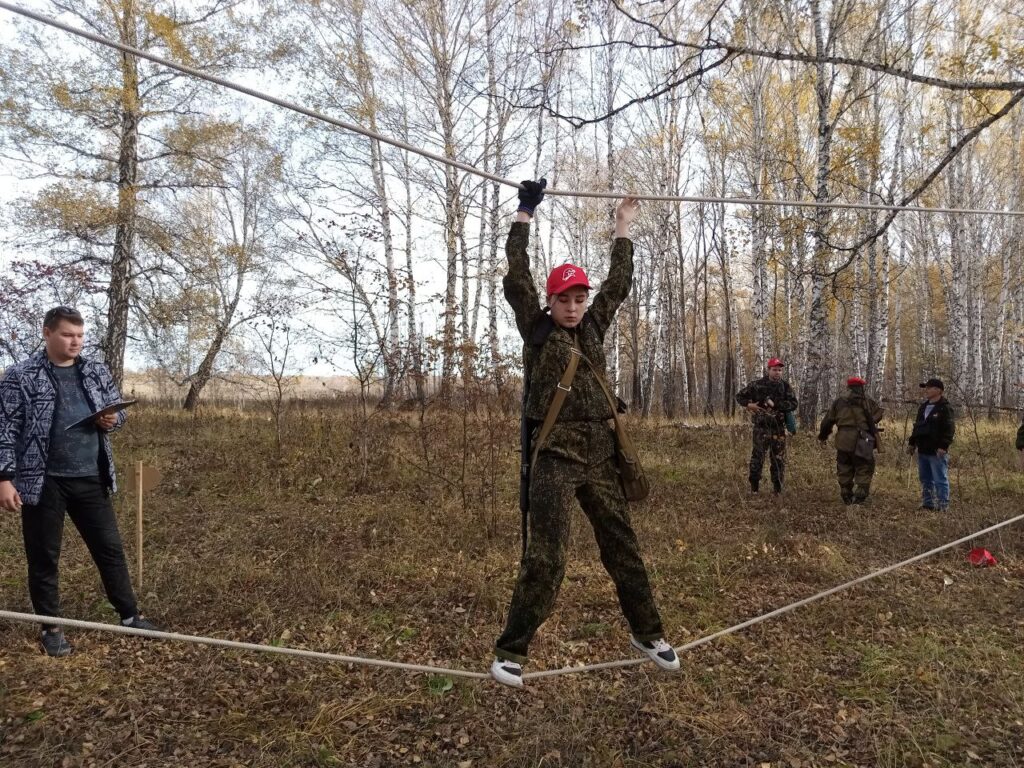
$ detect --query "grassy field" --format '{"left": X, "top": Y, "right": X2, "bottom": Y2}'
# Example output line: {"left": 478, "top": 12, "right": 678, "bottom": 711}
{"left": 1, "top": 402, "right": 1023, "bottom": 767}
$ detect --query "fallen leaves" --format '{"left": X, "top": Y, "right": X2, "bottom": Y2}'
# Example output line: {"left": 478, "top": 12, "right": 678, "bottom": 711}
{"left": 1, "top": 411, "right": 1022, "bottom": 766}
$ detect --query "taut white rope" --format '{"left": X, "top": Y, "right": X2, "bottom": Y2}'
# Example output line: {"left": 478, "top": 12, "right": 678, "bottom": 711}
{"left": 2, "top": 1, "right": 1024, "bottom": 218}
{"left": 524, "top": 510, "right": 1024, "bottom": 679}
{"left": 0, "top": 610, "right": 490, "bottom": 679}
{"left": 2, "top": 512, "right": 1021, "bottom": 683}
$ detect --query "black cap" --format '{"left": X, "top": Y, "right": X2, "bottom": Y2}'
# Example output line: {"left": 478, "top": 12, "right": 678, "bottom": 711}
{"left": 919, "top": 377, "right": 944, "bottom": 390}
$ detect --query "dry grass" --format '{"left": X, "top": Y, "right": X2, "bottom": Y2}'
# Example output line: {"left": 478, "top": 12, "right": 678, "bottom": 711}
{"left": 1, "top": 401, "right": 1023, "bottom": 767}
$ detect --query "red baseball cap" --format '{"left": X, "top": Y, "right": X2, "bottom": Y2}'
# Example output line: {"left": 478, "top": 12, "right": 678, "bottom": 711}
{"left": 546, "top": 263, "right": 591, "bottom": 297}
{"left": 847, "top": 376, "right": 867, "bottom": 386}
{"left": 767, "top": 357, "right": 784, "bottom": 369}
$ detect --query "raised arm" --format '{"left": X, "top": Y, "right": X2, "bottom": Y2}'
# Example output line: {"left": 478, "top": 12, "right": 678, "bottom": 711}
{"left": 588, "top": 197, "right": 639, "bottom": 337}
{"left": 503, "top": 224, "right": 542, "bottom": 339}
{"left": 502, "top": 179, "right": 547, "bottom": 340}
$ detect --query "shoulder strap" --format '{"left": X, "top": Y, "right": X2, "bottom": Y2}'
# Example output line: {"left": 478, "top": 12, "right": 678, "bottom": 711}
{"left": 577, "top": 352, "right": 639, "bottom": 455}
{"left": 581, "top": 354, "right": 621, "bottom": 423}
{"left": 530, "top": 348, "right": 581, "bottom": 465}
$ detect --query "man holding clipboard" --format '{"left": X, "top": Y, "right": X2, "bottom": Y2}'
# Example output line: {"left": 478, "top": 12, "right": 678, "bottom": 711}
{"left": 0, "top": 306, "right": 158, "bottom": 657}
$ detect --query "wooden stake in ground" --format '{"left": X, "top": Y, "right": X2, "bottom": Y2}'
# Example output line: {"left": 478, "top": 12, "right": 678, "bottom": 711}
{"left": 127, "top": 461, "right": 162, "bottom": 593}
{"left": 137, "top": 461, "right": 142, "bottom": 591}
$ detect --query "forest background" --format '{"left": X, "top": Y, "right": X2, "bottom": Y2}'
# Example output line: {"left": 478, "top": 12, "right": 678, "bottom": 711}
{"left": 3, "top": 4, "right": 1024, "bottom": 765}
{"left": 2, "top": 0, "right": 1024, "bottom": 425}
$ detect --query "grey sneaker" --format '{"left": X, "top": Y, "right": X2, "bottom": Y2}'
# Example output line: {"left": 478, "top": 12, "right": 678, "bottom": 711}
{"left": 630, "top": 637, "right": 680, "bottom": 671}
{"left": 490, "top": 657, "right": 524, "bottom": 688}
{"left": 40, "top": 627, "right": 73, "bottom": 657}
{"left": 121, "top": 615, "right": 161, "bottom": 632}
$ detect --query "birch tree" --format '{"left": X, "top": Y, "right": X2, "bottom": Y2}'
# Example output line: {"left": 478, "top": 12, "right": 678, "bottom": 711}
{"left": 0, "top": 0, "right": 255, "bottom": 385}
{"left": 138, "top": 126, "right": 285, "bottom": 410}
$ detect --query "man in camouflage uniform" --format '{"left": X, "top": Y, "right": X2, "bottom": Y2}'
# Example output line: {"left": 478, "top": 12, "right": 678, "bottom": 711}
{"left": 490, "top": 179, "right": 678, "bottom": 688}
{"left": 735, "top": 359, "right": 798, "bottom": 494}
{"left": 817, "top": 377, "right": 884, "bottom": 504}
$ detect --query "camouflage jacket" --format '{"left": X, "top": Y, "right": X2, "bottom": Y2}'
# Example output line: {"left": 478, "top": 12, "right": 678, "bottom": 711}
{"left": 503, "top": 222, "right": 633, "bottom": 423}
{"left": 735, "top": 376, "right": 798, "bottom": 433}
{"left": 0, "top": 351, "right": 126, "bottom": 505}
{"left": 817, "top": 388, "right": 884, "bottom": 453}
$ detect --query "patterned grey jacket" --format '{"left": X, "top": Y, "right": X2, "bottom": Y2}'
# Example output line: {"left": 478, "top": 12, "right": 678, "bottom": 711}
{"left": 0, "top": 351, "right": 126, "bottom": 505}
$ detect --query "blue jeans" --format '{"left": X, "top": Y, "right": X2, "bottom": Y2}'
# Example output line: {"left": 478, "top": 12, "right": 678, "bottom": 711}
{"left": 917, "top": 452, "right": 950, "bottom": 509}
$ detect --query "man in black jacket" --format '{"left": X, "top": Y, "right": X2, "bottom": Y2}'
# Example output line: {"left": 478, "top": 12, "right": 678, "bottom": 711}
{"left": 907, "top": 377, "right": 955, "bottom": 511}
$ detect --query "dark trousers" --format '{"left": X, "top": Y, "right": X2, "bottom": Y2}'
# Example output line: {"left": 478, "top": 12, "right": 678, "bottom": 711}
{"left": 836, "top": 450, "right": 875, "bottom": 501}
{"left": 20, "top": 476, "right": 138, "bottom": 624}
{"left": 749, "top": 425, "right": 786, "bottom": 489}
{"left": 496, "top": 437, "right": 664, "bottom": 663}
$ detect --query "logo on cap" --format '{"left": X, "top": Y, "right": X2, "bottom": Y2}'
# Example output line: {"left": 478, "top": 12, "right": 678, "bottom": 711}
{"left": 562, "top": 267, "right": 576, "bottom": 281}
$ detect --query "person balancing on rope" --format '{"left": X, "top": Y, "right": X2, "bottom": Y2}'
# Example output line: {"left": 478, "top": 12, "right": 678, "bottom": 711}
{"left": 490, "top": 179, "right": 679, "bottom": 688}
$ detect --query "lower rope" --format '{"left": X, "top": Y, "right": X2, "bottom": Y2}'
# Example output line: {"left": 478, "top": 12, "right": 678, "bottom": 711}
{"left": 2, "top": 511, "right": 1020, "bottom": 684}
{"left": 524, "top": 510, "right": 1024, "bottom": 680}
{"left": 0, "top": 611, "right": 488, "bottom": 680}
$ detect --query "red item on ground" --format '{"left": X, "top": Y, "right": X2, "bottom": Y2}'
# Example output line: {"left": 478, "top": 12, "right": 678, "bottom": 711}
{"left": 967, "top": 547, "right": 997, "bottom": 567}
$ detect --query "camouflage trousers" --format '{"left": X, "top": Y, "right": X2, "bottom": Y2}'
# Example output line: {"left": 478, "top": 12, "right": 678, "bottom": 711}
{"left": 749, "top": 425, "right": 786, "bottom": 490}
{"left": 836, "top": 450, "right": 875, "bottom": 502}
{"left": 495, "top": 422, "right": 664, "bottom": 663}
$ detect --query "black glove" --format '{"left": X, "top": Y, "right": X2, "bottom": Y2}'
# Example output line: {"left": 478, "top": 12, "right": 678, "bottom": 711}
{"left": 517, "top": 178, "right": 547, "bottom": 215}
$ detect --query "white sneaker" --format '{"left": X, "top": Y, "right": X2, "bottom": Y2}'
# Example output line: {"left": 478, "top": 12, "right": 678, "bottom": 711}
{"left": 490, "top": 657, "right": 524, "bottom": 688}
{"left": 630, "top": 637, "right": 680, "bottom": 671}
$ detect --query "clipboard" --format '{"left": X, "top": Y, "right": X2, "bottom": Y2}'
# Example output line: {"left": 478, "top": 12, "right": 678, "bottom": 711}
{"left": 65, "top": 400, "right": 137, "bottom": 430}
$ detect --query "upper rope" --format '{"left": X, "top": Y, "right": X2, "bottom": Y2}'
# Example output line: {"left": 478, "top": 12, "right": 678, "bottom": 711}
{"left": 2, "top": 0, "right": 1024, "bottom": 218}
